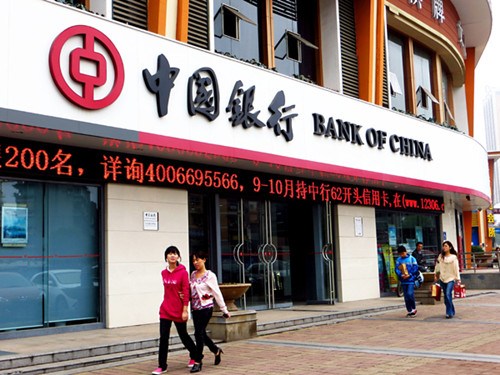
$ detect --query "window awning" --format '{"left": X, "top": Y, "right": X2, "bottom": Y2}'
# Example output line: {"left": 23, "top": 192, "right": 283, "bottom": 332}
{"left": 444, "top": 101, "right": 455, "bottom": 121}
{"left": 222, "top": 4, "right": 256, "bottom": 25}
{"left": 286, "top": 30, "right": 318, "bottom": 50}
{"left": 389, "top": 71, "right": 403, "bottom": 95}
{"left": 420, "top": 86, "right": 439, "bottom": 104}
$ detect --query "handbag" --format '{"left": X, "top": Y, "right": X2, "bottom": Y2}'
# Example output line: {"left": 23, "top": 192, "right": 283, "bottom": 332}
{"left": 454, "top": 282, "right": 466, "bottom": 298}
{"left": 431, "top": 283, "right": 441, "bottom": 301}
{"left": 414, "top": 271, "right": 424, "bottom": 288}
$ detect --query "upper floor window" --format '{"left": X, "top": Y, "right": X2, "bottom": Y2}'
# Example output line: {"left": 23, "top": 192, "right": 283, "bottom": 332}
{"left": 215, "top": 3, "right": 257, "bottom": 41}
{"left": 388, "top": 34, "right": 406, "bottom": 112}
{"left": 273, "top": 0, "right": 318, "bottom": 81}
{"left": 213, "top": 0, "right": 319, "bottom": 83}
{"left": 214, "top": 0, "right": 261, "bottom": 63}
{"left": 413, "top": 45, "right": 437, "bottom": 120}
{"left": 441, "top": 68, "right": 455, "bottom": 125}
{"left": 387, "top": 31, "right": 454, "bottom": 125}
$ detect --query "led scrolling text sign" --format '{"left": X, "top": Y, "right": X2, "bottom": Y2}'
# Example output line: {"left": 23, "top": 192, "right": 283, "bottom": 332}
{"left": 0, "top": 139, "right": 444, "bottom": 213}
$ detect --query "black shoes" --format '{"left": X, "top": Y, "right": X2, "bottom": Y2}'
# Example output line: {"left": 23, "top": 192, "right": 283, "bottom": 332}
{"left": 189, "top": 348, "right": 222, "bottom": 372}
{"left": 190, "top": 363, "right": 202, "bottom": 373}
{"left": 214, "top": 348, "right": 224, "bottom": 365}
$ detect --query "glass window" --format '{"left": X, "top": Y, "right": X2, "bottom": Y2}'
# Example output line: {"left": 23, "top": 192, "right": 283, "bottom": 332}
{"left": 214, "top": 0, "right": 261, "bottom": 63}
{"left": 376, "top": 210, "right": 441, "bottom": 295}
{"left": 441, "top": 68, "right": 454, "bottom": 124}
{"left": 0, "top": 180, "right": 101, "bottom": 332}
{"left": 388, "top": 34, "right": 407, "bottom": 112}
{"left": 273, "top": 0, "right": 318, "bottom": 81}
{"left": 413, "top": 46, "right": 435, "bottom": 120}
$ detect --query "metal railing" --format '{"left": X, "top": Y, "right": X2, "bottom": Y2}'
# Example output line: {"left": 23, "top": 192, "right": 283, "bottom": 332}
{"left": 461, "top": 251, "right": 500, "bottom": 273}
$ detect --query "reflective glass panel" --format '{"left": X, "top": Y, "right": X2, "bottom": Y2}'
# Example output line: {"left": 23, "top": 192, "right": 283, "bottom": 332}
{"left": 0, "top": 180, "right": 100, "bottom": 332}
{"left": 388, "top": 33, "right": 407, "bottom": 112}
{"left": 214, "top": 0, "right": 261, "bottom": 62}
{"left": 413, "top": 46, "right": 434, "bottom": 120}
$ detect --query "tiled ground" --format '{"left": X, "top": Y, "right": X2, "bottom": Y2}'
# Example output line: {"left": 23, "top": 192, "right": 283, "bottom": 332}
{"left": 73, "top": 292, "right": 500, "bottom": 375}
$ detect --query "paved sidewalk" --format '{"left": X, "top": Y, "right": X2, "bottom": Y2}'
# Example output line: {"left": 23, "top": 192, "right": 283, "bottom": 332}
{"left": 70, "top": 291, "right": 500, "bottom": 374}
{"left": 1, "top": 290, "right": 499, "bottom": 374}
{"left": 0, "top": 295, "right": 406, "bottom": 357}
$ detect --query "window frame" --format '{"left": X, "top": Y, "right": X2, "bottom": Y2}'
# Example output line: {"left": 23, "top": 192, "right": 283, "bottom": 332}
{"left": 220, "top": 3, "right": 257, "bottom": 41}
{"left": 387, "top": 30, "right": 454, "bottom": 125}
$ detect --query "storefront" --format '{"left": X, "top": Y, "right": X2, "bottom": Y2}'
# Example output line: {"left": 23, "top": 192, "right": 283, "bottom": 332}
{"left": 376, "top": 209, "right": 442, "bottom": 295}
{"left": 0, "top": 0, "right": 491, "bottom": 333}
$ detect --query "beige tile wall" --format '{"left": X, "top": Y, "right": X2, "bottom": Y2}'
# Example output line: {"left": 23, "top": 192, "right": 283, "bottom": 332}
{"left": 105, "top": 184, "right": 189, "bottom": 328}
{"left": 335, "top": 205, "right": 380, "bottom": 302}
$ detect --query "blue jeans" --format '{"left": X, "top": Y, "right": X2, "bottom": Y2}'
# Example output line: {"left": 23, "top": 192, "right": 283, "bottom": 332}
{"left": 440, "top": 280, "right": 455, "bottom": 317}
{"left": 402, "top": 283, "right": 416, "bottom": 312}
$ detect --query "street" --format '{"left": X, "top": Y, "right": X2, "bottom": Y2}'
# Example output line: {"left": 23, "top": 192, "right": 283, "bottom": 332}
{"left": 75, "top": 292, "right": 500, "bottom": 375}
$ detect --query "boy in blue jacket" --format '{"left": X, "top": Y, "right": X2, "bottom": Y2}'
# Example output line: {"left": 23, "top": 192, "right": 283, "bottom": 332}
{"left": 395, "top": 245, "right": 419, "bottom": 317}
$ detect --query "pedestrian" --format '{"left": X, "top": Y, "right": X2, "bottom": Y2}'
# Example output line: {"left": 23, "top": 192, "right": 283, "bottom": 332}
{"left": 413, "top": 241, "right": 426, "bottom": 270}
{"left": 395, "top": 245, "right": 419, "bottom": 317}
{"left": 434, "top": 240, "right": 461, "bottom": 319}
{"left": 189, "top": 250, "right": 230, "bottom": 373}
{"left": 152, "top": 246, "right": 197, "bottom": 375}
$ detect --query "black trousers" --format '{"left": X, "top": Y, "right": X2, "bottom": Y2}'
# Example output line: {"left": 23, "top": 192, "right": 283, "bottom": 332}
{"left": 192, "top": 307, "right": 219, "bottom": 362}
{"left": 158, "top": 318, "right": 197, "bottom": 369}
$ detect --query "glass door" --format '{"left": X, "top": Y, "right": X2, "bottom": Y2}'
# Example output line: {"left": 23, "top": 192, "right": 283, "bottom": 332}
{"left": 320, "top": 202, "right": 336, "bottom": 304}
{"left": 219, "top": 197, "right": 291, "bottom": 310}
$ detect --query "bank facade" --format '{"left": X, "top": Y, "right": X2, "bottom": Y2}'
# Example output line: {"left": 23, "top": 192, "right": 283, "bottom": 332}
{"left": 0, "top": 0, "right": 492, "bottom": 334}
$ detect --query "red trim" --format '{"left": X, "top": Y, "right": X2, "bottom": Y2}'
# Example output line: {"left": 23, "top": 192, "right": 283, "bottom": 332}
{"left": 138, "top": 132, "right": 490, "bottom": 202}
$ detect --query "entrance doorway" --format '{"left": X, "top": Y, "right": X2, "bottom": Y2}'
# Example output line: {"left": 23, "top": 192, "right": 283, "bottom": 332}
{"left": 219, "top": 197, "right": 292, "bottom": 309}
{"left": 188, "top": 194, "right": 337, "bottom": 310}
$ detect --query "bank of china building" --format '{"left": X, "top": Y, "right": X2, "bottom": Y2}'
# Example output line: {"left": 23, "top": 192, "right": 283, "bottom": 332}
{"left": 0, "top": 0, "right": 492, "bottom": 334}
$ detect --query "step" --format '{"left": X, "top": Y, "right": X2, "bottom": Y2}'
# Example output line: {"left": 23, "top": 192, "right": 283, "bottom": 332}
{"left": 0, "top": 304, "right": 407, "bottom": 374}
{"left": 3, "top": 346, "right": 159, "bottom": 375}
{"left": 0, "top": 330, "right": 222, "bottom": 375}
{"left": 256, "top": 304, "right": 404, "bottom": 334}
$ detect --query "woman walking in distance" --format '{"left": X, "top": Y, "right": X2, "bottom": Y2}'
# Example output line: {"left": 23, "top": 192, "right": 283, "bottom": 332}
{"left": 434, "top": 241, "right": 461, "bottom": 319}
{"left": 189, "top": 250, "right": 230, "bottom": 373}
{"left": 152, "top": 246, "right": 197, "bottom": 375}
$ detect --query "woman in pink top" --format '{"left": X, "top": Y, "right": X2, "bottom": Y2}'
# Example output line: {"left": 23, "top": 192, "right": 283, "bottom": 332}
{"left": 152, "top": 246, "right": 197, "bottom": 375}
{"left": 189, "top": 250, "right": 230, "bottom": 373}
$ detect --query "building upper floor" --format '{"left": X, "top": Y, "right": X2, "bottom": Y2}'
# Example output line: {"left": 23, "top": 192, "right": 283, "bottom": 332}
{"left": 0, "top": 0, "right": 493, "bottom": 210}
{"left": 64, "top": 0, "right": 492, "bottom": 136}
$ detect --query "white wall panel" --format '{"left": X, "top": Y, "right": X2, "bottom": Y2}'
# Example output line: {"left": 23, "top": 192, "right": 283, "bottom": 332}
{"left": 335, "top": 205, "right": 380, "bottom": 302}
{"left": 105, "top": 184, "right": 189, "bottom": 328}
{"left": 0, "top": 0, "right": 491, "bottom": 203}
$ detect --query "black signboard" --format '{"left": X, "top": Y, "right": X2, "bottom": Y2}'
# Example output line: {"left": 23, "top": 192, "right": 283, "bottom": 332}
{"left": 0, "top": 137, "right": 444, "bottom": 213}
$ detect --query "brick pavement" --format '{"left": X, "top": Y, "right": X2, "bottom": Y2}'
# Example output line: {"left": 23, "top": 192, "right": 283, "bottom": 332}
{"left": 68, "top": 292, "right": 500, "bottom": 375}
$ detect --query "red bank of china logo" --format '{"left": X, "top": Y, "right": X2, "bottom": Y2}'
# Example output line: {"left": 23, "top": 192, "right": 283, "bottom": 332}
{"left": 49, "top": 25, "right": 124, "bottom": 110}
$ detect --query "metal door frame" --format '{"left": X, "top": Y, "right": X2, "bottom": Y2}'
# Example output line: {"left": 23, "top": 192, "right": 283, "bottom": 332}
{"left": 321, "top": 202, "right": 336, "bottom": 304}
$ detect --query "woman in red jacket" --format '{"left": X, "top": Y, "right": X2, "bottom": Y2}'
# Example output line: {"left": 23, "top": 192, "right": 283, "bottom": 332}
{"left": 152, "top": 246, "right": 197, "bottom": 375}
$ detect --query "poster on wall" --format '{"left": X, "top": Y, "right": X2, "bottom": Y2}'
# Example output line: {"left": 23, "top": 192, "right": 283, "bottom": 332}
{"left": 415, "top": 226, "right": 423, "bottom": 243}
{"left": 388, "top": 225, "right": 397, "bottom": 246}
{"left": 1, "top": 205, "right": 28, "bottom": 246}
